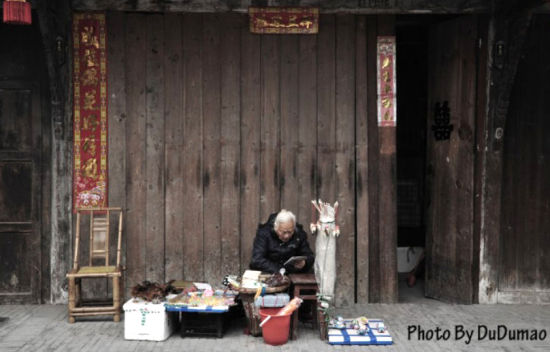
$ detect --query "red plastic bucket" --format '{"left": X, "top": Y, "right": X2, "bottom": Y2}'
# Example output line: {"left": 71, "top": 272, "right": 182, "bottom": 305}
{"left": 259, "top": 308, "right": 292, "bottom": 346}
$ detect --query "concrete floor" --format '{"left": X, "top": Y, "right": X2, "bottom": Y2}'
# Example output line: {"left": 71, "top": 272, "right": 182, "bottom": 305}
{"left": 1, "top": 299, "right": 549, "bottom": 352}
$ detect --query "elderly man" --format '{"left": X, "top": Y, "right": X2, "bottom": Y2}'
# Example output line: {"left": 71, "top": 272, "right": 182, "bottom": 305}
{"left": 250, "top": 209, "right": 315, "bottom": 274}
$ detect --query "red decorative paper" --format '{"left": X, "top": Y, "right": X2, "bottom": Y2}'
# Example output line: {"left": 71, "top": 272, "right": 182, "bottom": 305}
{"left": 377, "top": 36, "right": 396, "bottom": 127}
{"left": 249, "top": 7, "right": 319, "bottom": 34}
{"left": 73, "top": 13, "right": 108, "bottom": 211}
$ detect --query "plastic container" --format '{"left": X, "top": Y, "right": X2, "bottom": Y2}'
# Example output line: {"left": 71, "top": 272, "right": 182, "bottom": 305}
{"left": 259, "top": 308, "right": 292, "bottom": 346}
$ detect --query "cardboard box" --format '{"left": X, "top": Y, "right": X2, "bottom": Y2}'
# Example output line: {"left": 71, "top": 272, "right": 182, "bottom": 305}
{"left": 123, "top": 299, "right": 176, "bottom": 341}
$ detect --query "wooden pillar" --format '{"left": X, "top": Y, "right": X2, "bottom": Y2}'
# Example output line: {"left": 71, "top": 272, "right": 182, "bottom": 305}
{"left": 36, "top": 0, "right": 73, "bottom": 303}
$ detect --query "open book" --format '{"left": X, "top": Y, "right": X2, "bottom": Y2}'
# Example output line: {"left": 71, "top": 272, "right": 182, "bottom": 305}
{"left": 284, "top": 256, "right": 307, "bottom": 267}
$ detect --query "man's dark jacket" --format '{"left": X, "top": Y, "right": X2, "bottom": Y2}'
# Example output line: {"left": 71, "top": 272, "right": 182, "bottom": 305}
{"left": 249, "top": 213, "right": 315, "bottom": 273}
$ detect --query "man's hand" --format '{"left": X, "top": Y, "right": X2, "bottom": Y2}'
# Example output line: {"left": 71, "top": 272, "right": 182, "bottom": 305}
{"left": 293, "top": 259, "right": 306, "bottom": 270}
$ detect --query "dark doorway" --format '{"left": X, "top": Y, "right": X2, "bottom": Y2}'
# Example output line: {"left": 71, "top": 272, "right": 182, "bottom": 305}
{"left": 396, "top": 17, "right": 429, "bottom": 303}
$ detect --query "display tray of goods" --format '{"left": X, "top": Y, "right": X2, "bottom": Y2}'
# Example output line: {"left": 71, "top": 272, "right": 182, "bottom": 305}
{"left": 327, "top": 317, "right": 393, "bottom": 345}
{"left": 164, "top": 284, "right": 238, "bottom": 313}
{"left": 228, "top": 270, "right": 290, "bottom": 294}
{"left": 164, "top": 281, "right": 239, "bottom": 338}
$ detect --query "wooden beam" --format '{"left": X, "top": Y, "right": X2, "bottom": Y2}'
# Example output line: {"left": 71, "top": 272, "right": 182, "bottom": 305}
{"left": 70, "top": 0, "right": 489, "bottom": 13}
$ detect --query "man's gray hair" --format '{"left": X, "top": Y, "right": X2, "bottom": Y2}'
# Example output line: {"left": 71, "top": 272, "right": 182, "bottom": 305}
{"left": 274, "top": 209, "right": 296, "bottom": 230}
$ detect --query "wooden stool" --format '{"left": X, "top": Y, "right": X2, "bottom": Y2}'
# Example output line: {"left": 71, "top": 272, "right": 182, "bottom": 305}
{"left": 288, "top": 273, "right": 318, "bottom": 340}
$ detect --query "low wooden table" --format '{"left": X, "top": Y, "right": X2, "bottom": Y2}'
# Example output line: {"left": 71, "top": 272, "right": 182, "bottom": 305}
{"left": 288, "top": 273, "right": 319, "bottom": 340}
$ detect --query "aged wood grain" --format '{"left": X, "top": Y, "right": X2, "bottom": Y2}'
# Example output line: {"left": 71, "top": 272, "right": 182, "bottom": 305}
{"left": 220, "top": 14, "right": 242, "bottom": 275}
{"left": 376, "top": 15, "right": 397, "bottom": 304}
{"left": 472, "top": 16, "right": 489, "bottom": 304}
{"left": 163, "top": 13, "right": 184, "bottom": 281}
{"left": 366, "top": 16, "right": 380, "bottom": 302}
{"left": 124, "top": 14, "right": 147, "bottom": 295}
{"left": 355, "top": 15, "right": 369, "bottom": 304}
{"left": 239, "top": 27, "right": 261, "bottom": 271}
{"left": 145, "top": 14, "right": 166, "bottom": 283}
{"left": 426, "top": 16, "right": 476, "bottom": 304}
{"left": 479, "top": 7, "right": 535, "bottom": 304}
{"left": 202, "top": 14, "right": 223, "bottom": 285}
{"left": 499, "top": 16, "right": 550, "bottom": 294}
{"left": 280, "top": 36, "right": 300, "bottom": 216}
{"left": 106, "top": 12, "right": 127, "bottom": 298}
{"left": 297, "top": 34, "right": 318, "bottom": 241}
{"left": 454, "top": 16, "right": 476, "bottom": 302}
{"left": 335, "top": 14, "right": 357, "bottom": 306}
{"left": 260, "top": 35, "right": 281, "bottom": 221}
{"left": 72, "top": 0, "right": 491, "bottom": 13}
{"left": 0, "top": 80, "right": 42, "bottom": 303}
{"left": 182, "top": 14, "right": 204, "bottom": 281}
{"left": 316, "top": 15, "right": 337, "bottom": 205}
{"left": 91, "top": 13, "right": 421, "bottom": 304}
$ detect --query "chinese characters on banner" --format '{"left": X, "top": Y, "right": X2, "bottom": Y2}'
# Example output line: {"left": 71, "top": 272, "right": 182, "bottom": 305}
{"left": 73, "top": 13, "right": 108, "bottom": 211}
{"left": 377, "top": 36, "right": 396, "bottom": 127}
{"left": 249, "top": 7, "right": 319, "bottom": 34}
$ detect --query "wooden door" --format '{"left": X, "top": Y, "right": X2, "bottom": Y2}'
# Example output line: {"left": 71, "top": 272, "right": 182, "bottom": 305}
{"left": 498, "top": 16, "right": 550, "bottom": 303}
{"left": 425, "top": 16, "right": 479, "bottom": 303}
{"left": 0, "top": 81, "right": 42, "bottom": 303}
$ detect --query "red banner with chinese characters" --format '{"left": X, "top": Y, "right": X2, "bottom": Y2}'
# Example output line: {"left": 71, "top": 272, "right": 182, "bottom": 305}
{"left": 249, "top": 7, "right": 319, "bottom": 34}
{"left": 73, "top": 13, "right": 108, "bottom": 211}
{"left": 377, "top": 36, "right": 397, "bottom": 127}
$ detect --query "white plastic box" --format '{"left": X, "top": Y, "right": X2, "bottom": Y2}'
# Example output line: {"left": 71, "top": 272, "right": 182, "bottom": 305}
{"left": 123, "top": 299, "right": 176, "bottom": 341}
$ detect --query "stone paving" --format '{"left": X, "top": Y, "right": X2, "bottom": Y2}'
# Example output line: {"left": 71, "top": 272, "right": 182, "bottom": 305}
{"left": 1, "top": 301, "right": 549, "bottom": 352}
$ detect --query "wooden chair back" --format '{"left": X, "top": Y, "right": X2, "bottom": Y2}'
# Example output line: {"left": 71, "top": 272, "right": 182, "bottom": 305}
{"left": 73, "top": 207, "right": 123, "bottom": 270}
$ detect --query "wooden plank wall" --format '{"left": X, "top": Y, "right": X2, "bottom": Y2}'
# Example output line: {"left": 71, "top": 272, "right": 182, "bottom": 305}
{"left": 498, "top": 15, "right": 550, "bottom": 296}
{"left": 106, "top": 13, "right": 395, "bottom": 304}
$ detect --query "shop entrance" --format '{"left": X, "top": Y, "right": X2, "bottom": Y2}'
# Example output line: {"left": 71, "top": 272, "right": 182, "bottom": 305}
{"left": 396, "top": 15, "right": 484, "bottom": 304}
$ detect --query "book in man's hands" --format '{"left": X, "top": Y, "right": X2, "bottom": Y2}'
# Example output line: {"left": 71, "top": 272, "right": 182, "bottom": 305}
{"left": 284, "top": 256, "right": 307, "bottom": 267}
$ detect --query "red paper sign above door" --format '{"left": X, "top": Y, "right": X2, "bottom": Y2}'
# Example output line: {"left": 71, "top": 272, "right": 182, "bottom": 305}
{"left": 377, "top": 36, "right": 397, "bottom": 127}
{"left": 249, "top": 7, "right": 319, "bottom": 34}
